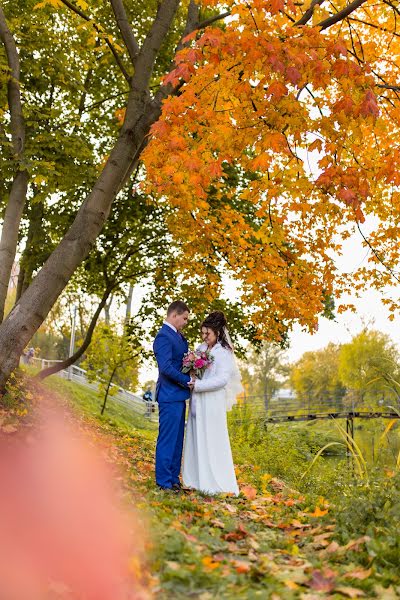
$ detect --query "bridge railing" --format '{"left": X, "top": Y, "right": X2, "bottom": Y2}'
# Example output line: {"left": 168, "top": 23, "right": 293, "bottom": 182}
{"left": 231, "top": 393, "right": 400, "bottom": 423}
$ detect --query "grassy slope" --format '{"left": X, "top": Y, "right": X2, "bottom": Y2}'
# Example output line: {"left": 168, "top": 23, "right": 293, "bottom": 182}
{"left": 39, "top": 376, "right": 399, "bottom": 599}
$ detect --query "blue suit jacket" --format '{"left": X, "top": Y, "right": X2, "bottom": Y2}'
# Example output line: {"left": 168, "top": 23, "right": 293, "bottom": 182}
{"left": 153, "top": 324, "right": 191, "bottom": 403}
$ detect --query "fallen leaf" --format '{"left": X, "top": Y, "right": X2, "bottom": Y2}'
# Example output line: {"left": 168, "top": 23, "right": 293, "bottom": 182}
{"left": 276, "top": 568, "right": 309, "bottom": 585}
{"left": 335, "top": 586, "right": 365, "bottom": 598}
{"left": 373, "top": 585, "right": 399, "bottom": 599}
{"left": 325, "top": 541, "right": 340, "bottom": 553}
{"left": 308, "top": 569, "right": 336, "bottom": 592}
{"left": 285, "top": 580, "right": 299, "bottom": 589}
{"left": 270, "top": 478, "right": 285, "bottom": 491}
{"left": 223, "top": 523, "right": 249, "bottom": 541}
{"left": 248, "top": 538, "right": 260, "bottom": 550}
{"left": 210, "top": 519, "right": 225, "bottom": 529}
{"left": 309, "top": 506, "right": 329, "bottom": 517}
{"left": 222, "top": 502, "right": 237, "bottom": 514}
{"left": 212, "top": 553, "right": 225, "bottom": 562}
{"left": 344, "top": 568, "right": 372, "bottom": 580}
{"left": 232, "top": 560, "right": 251, "bottom": 574}
{"left": 202, "top": 556, "right": 220, "bottom": 571}
{"left": 343, "top": 536, "right": 371, "bottom": 552}
{"left": 292, "top": 519, "right": 311, "bottom": 529}
{"left": 241, "top": 485, "right": 257, "bottom": 500}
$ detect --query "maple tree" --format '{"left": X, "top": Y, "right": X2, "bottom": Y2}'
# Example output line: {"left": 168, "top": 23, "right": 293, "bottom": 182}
{"left": 144, "top": 0, "right": 400, "bottom": 343}
{"left": 1, "top": 0, "right": 400, "bottom": 389}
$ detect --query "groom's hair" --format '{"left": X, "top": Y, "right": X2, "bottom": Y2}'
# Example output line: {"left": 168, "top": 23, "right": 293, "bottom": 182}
{"left": 167, "top": 300, "right": 190, "bottom": 315}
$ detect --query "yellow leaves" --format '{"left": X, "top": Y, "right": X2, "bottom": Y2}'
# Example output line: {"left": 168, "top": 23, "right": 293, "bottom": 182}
{"left": 311, "top": 5, "right": 332, "bottom": 25}
{"left": 201, "top": 556, "right": 220, "bottom": 571}
{"left": 310, "top": 498, "right": 329, "bottom": 517}
{"left": 75, "top": 0, "right": 89, "bottom": 9}
{"left": 33, "top": 174, "right": 47, "bottom": 185}
{"left": 34, "top": 0, "right": 62, "bottom": 8}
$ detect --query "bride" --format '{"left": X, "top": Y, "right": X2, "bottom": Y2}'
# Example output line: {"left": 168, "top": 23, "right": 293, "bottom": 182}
{"left": 182, "top": 311, "right": 242, "bottom": 495}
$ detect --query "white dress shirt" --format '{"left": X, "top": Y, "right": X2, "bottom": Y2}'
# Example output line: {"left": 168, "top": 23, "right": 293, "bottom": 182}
{"left": 163, "top": 321, "right": 177, "bottom": 333}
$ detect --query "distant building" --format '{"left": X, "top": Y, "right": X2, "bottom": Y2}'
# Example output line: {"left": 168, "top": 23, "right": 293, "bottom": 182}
{"left": 272, "top": 388, "right": 296, "bottom": 400}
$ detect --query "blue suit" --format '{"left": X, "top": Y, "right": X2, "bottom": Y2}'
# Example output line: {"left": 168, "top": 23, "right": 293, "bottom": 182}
{"left": 153, "top": 324, "right": 191, "bottom": 488}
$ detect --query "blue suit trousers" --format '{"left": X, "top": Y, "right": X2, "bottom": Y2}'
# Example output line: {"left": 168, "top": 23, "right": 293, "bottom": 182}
{"left": 155, "top": 401, "right": 186, "bottom": 488}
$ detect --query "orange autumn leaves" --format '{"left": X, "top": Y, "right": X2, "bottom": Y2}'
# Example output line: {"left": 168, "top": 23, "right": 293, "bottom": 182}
{"left": 142, "top": 1, "right": 400, "bottom": 338}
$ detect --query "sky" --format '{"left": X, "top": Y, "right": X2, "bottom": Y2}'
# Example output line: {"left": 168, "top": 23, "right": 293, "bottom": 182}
{"left": 285, "top": 223, "right": 400, "bottom": 363}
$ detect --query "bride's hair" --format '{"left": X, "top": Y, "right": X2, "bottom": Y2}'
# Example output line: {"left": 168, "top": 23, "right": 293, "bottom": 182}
{"left": 201, "top": 311, "right": 232, "bottom": 350}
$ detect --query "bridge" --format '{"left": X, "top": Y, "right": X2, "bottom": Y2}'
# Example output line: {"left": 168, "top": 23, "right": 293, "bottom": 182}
{"left": 231, "top": 394, "right": 400, "bottom": 426}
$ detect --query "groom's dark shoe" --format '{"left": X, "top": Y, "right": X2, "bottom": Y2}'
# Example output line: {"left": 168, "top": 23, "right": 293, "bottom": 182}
{"left": 172, "top": 482, "right": 182, "bottom": 491}
{"left": 157, "top": 485, "right": 178, "bottom": 493}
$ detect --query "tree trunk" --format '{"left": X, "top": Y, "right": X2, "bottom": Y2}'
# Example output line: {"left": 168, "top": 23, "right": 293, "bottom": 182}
{"left": 125, "top": 283, "right": 134, "bottom": 320}
{"left": 37, "top": 287, "right": 113, "bottom": 379}
{"left": 100, "top": 366, "right": 117, "bottom": 415}
{"left": 0, "top": 98, "right": 157, "bottom": 390}
{"left": 0, "top": 6, "right": 28, "bottom": 324}
{"left": 16, "top": 200, "right": 46, "bottom": 302}
{"left": 104, "top": 294, "right": 113, "bottom": 324}
{"left": 0, "top": 172, "right": 29, "bottom": 323}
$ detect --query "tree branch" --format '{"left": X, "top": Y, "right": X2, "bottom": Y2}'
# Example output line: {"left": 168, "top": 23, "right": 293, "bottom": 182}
{"left": 376, "top": 83, "right": 400, "bottom": 91}
{"left": 109, "top": 0, "right": 140, "bottom": 63}
{"left": 295, "top": 0, "right": 325, "bottom": 27}
{"left": 37, "top": 285, "right": 114, "bottom": 379}
{"left": 356, "top": 221, "right": 400, "bottom": 284}
{"left": 0, "top": 4, "right": 25, "bottom": 156}
{"left": 183, "top": 0, "right": 201, "bottom": 37}
{"left": 317, "top": 0, "right": 369, "bottom": 30}
{"left": 59, "top": 0, "right": 131, "bottom": 82}
{"left": 195, "top": 10, "right": 231, "bottom": 30}
{"left": 133, "top": 0, "right": 181, "bottom": 92}
{"left": 348, "top": 15, "right": 400, "bottom": 38}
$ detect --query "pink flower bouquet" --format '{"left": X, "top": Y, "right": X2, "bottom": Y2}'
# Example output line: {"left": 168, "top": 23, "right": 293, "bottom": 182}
{"left": 182, "top": 349, "right": 213, "bottom": 379}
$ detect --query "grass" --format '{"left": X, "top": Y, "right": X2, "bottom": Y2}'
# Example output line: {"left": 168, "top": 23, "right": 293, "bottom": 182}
{"left": 42, "top": 375, "right": 158, "bottom": 438}
{"left": 10, "top": 372, "right": 400, "bottom": 598}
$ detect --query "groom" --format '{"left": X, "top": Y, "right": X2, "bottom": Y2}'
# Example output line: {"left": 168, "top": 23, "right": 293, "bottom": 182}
{"left": 153, "top": 301, "right": 193, "bottom": 491}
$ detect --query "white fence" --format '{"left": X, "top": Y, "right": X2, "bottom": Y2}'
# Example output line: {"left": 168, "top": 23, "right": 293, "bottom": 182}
{"left": 30, "top": 358, "right": 159, "bottom": 422}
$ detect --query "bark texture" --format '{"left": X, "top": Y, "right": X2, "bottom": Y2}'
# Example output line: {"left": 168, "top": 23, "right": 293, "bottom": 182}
{"left": 0, "top": 5, "right": 29, "bottom": 323}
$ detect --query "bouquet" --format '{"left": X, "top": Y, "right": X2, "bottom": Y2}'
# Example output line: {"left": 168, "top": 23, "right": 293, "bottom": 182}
{"left": 182, "top": 349, "right": 214, "bottom": 379}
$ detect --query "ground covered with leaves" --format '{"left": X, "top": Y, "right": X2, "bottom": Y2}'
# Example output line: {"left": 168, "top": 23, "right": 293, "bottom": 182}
{"left": 4, "top": 373, "right": 400, "bottom": 599}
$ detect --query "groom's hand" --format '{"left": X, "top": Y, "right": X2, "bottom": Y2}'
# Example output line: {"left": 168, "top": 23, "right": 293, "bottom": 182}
{"left": 188, "top": 379, "right": 195, "bottom": 388}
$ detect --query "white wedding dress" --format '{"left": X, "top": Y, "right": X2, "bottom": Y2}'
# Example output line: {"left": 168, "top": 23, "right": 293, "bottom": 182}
{"left": 182, "top": 342, "right": 239, "bottom": 495}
